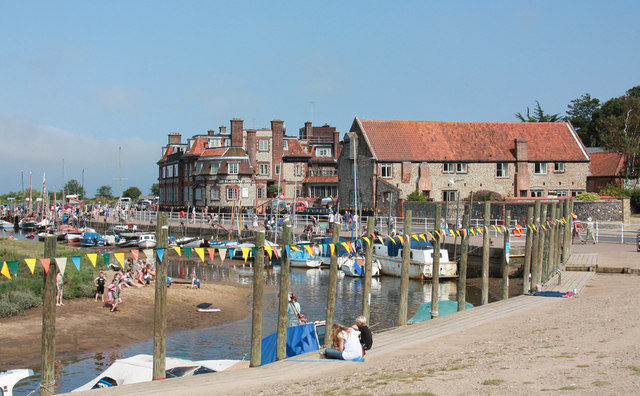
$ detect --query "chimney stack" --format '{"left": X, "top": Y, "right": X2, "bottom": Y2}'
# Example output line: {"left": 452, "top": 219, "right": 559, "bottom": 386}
{"left": 231, "top": 118, "right": 244, "bottom": 147}
{"left": 246, "top": 130, "right": 257, "bottom": 170}
{"left": 271, "top": 120, "right": 284, "bottom": 168}
{"left": 219, "top": 125, "right": 227, "bottom": 135}
{"left": 168, "top": 133, "right": 182, "bottom": 145}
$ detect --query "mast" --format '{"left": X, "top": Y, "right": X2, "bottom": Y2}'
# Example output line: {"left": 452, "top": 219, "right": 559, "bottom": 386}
{"left": 62, "top": 158, "right": 65, "bottom": 207}
{"left": 28, "top": 171, "right": 33, "bottom": 215}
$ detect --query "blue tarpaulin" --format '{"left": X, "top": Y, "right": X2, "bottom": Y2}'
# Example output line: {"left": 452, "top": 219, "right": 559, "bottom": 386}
{"left": 261, "top": 323, "right": 320, "bottom": 365}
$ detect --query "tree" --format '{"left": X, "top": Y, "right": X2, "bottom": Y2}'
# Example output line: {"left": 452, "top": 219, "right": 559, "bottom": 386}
{"left": 515, "top": 101, "right": 563, "bottom": 122}
{"left": 150, "top": 183, "right": 160, "bottom": 197}
{"left": 566, "top": 93, "right": 601, "bottom": 146}
{"left": 64, "top": 179, "right": 86, "bottom": 200}
{"left": 123, "top": 186, "right": 142, "bottom": 200}
{"left": 95, "top": 185, "right": 113, "bottom": 199}
{"left": 406, "top": 190, "right": 427, "bottom": 202}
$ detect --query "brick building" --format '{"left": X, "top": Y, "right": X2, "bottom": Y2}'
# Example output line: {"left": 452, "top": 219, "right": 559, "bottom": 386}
{"left": 587, "top": 151, "right": 626, "bottom": 193}
{"left": 337, "top": 117, "right": 591, "bottom": 216}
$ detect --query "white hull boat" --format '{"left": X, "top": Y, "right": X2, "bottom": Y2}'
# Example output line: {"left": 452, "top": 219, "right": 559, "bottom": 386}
{"left": 137, "top": 234, "right": 157, "bottom": 248}
{"left": 340, "top": 256, "right": 382, "bottom": 277}
{"left": 0, "top": 368, "right": 34, "bottom": 396}
{"left": 374, "top": 239, "right": 458, "bottom": 280}
{"left": 0, "top": 220, "right": 14, "bottom": 230}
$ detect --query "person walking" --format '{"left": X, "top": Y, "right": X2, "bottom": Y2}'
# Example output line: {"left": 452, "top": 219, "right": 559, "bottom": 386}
{"left": 585, "top": 217, "right": 596, "bottom": 244}
{"left": 571, "top": 214, "right": 584, "bottom": 244}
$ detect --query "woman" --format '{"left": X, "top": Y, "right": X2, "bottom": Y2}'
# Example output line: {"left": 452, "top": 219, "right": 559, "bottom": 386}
{"left": 322, "top": 323, "right": 363, "bottom": 360}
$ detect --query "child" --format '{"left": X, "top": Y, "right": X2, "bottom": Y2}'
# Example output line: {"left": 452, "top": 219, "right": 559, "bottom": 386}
{"left": 94, "top": 271, "right": 106, "bottom": 303}
{"left": 56, "top": 271, "right": 64, "bottom": 307}
{"left": 353, "top": 315, "right": 373, "bottom": 351}
{"left": 190, "top": 273, "right": 200, "bottom": 289}
{"left": 105, "top": 277, "right": 117, "bottom": 307}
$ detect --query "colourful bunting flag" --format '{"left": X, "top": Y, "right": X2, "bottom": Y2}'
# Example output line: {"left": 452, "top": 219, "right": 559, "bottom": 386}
{"left": 131, "top": 249, "right": 139, "bottom": 261}
{"left": 114, "top": 252, "right": 125, "bottom": 267}
{"left": 363, "top": 236, "right": 371, "bottom": 246}
{"left": 388, "top": 236, "right": 396, "bottom": 245}
{"left": 219, "top": 248, "right": 228, "bottom": 263}
{"left": 541, "top": 224, "right": 547, "bottom": 231}
{"left": 341, "top": 242, "right": 350, "bottom": 253}
{"left": 242, "top": 247, "right": 251, "bottom": 262}
{"left": 419, "top": 233, "right": 427, "bottom": 243}
{"left": 207, "top": 248, "right": 215, "bottom": 262}
{"left": 264, "top": 245, "right": 273, "bottom": 259}
{"left": 470, "top": 228, "right": 476, "bottom": 236}
{"left": 194, "top": 248, "right": 205, "bottom": 262}
{"left": 172, "top": 246, "right": 181, "bottom": 256}
{"left": 284, "top": 245, "right": 290, "bottom": 258}
{"left": 304, "top": 245, "right": 315, "bottom": 257}
{"left": 102, "top": 253, "right": 111, "bottom": 266}
{"left": 24, "top": 258, "right": 36, "bottom": 274}
{"left": 157, "top": 248, "right": 165, "bottom": 262}
{"left": 228, "top": 248, "right": 236, "bottom": 259}
{"left": 329, "top": 243, "right": 335, "bottom": 256}
{"left": 398, "top": 236, "right": 405, "bottom": 245}
{"left": 40, "top": 258, "right": 51, "bottom": 274}
{"left": 143, "top": 249, "right": 154, "bottom": 260}
{"left": 184, "top": 247, "right": 192, "bottom": 260}
{"left": 71, "top": 256, "right": 81, "bottom": 271}
{"left": 55, "top": 257, "right": 67, "bottom": 276}
{"left": 411, "top": 234, "right": 419, "bottom": 241}
{"left": 87, "top": 253, "right": 97, "bottom": 267}
{"left": 456, "top": 230, "right": 461, "bottom": 237}
{"left": 1, "top": 262, "right": 10, "bottom": 279}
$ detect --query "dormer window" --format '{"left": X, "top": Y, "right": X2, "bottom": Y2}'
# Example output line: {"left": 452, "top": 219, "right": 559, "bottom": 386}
{"left": 228, "top": 162, "right": 239, "bottom": 174}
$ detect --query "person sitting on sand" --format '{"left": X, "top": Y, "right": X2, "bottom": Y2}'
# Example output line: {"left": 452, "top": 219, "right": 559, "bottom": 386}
{"left": 353, "top": 315, "right": 373, "bottom": 351}
{"left": 321, "top": 323, "right": 363, "bottom": 360}
{"left": 190, "top": 273, "right": 200, "bottom": 289}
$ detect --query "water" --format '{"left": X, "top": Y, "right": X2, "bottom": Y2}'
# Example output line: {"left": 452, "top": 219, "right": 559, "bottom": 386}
{"left": 11, "top": 257, "right": 488, "bottom": 395}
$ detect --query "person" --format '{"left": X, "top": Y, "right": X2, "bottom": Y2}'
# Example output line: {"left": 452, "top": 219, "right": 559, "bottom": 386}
{"left": 56, "top": 271, "right": 64, "bottom": 307}
{"left": 109, "top": 274, "right": 122, "bottom": 312}
{"left": 571, "top": 214, "right": 584, "bottom": 244}
{"left": 346, "top": 211, "right": 352, "bottom": 231}
{"left": 585, "top": 217, "right": 596, "bottom": 244}
{"left": 190, "top": 273, "right": 200, "bottom": 289}
{"left": 287, "top": 292, "right": 304, "bottom": 323}
{"left": 94, "top": 271, "right": 106, "bottom": 303}
{"left": 252, "top": 214, "right": 258, "bottom": 230}
{"left": 328, "top": 211, "right": 335, "bottom": 231}
{"left": 353, "top": 315, "right": 373, "bottom": 351}
{"left": 322, "top": 323, "right": 363, "bottom": 360}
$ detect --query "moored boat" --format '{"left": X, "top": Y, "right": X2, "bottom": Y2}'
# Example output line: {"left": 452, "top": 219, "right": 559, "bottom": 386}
{"left": 80, "top": 232, "right": 107, "bottom": 247}
{"left": 0, "top": 368, "right": 34, "bottom": 396}
{"left": 340, "top": 256, "right": 382, "bottom": 277}
{"left": 374, "top": 237, "right": 458, "bottom": 279}
{"left": 0, "top": 220, "right": 14, "bottom": 230}
{"left": 18, "top": 218, "right": 36, "bottom": 230}
{"left": 169, "top": 236, "right": 204, "bottom": 248}
{"left": 137, "top": 233, "right": 157, "bottom": 248}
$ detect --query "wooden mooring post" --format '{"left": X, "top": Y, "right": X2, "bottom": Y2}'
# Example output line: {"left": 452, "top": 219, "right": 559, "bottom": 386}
{"left": 547, "top": 203, "right": 557, "bottom": 274}
{"left": 324, "top": 221, "right": 341, "bottom": 345}
{"left": 276, "top": 223, "right": 292, "bottom": 358}
{"left": 555, "top": 201, "right": 564, "bottom": 271}
{"left": 250, "top": 230, "right": 265, "bottom": 367}
{"left": 562, "top": 198, "right": 572, "bottom": 263}
{"left": 457, "top": 211, "right": 469, "bottom": 311}
{"left": 152, "top": 212, "right": 168, "bottom": 380}
{"left": 531, "top": 201, "right": 541, "bottom": 287}
{"left": 431, "top": 205, "right": 441, "bottom": 318}
{"left": 523, "top": 206, "right": 534, "bottom": 294}
{"left": 537, "top": 203, "right": 548, "bottom": 285}
{"left": 40, "top": 236, "right": 57, "bottom": 396}
{"left": 481, "top": 201, "right": 490, "bottom": 305}
{"left": 502, "top": 210, "right": 510, "bottom": 300}
{"left": 398, "top": 210, "right": 411, "bottom": 325}
{"left": 362, "top": 217, "right": 374, "bottom": 320}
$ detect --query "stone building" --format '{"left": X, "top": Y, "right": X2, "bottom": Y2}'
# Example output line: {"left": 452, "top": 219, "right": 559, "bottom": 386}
{"left": 337, "top": 117, "right": 591, "bottom": 216}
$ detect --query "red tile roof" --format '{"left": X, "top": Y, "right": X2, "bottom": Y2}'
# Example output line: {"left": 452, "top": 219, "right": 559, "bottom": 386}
{"left": 356, "top": 118, "right": 590, "bottom": 162}
{"left": 159, "top": 145, "right": 174, "bottom": 162}
{"left": 589, "top": 151, "right": 625, "bottom": 177}
{"left": 284, "top": 139, "right": 310, "bottom": 157}
{"left": 185, "top": 137, "right": 209, "bottom": 156}
{"left": 201, "top": 147, "right": 230, "bottom": 157}
{"left": 303, "top": 175, "right": 338, "bottom": 184}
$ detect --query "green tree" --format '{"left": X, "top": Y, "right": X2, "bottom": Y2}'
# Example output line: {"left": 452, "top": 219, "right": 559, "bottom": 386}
{"left": 123, "top": 186, "right": 142, "bottom": 200}
{"left": 95, "top": 185, "right": 113, "bottom": 199}
{"left": 406, "top": 190, "right": 427, "bottom": 202}
{"left": 63, "top": 179, "right": 86, "bottom": 200}
{"left": 515, "top": 101, "right": 563, "bottom": 122}
{"left": 566, "top": 93, "right": 601, "bottom": 146}
{"left": 150, "top": 183, "right": 160, "bottom": 197}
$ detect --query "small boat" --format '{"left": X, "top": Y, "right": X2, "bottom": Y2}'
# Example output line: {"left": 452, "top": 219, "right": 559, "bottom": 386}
{"left": 169, "top": 236, "right": 204, "bottom": 248}
{"left": 18, "top": 218, "right": 35, "bottom": 230}
{"left": 0, "top": 368, "right": 34, "bottom": 396}
{"left": 137, "top": 234, "right": 157, "bottom": 249}
{"left": 116, "top": 238, "right": 139, "bottom": 248}
{"left": 0, "top": 220, "right": 14, "bottom": 230}
{"left": 37, "top": 231, "right": 55, "bottom": 241}
{"left": 80, "top": 232, "right": 107, "bottom": 247}
{"left": 34, "top": 218, "right": 51, "bottom": 231}
{"left": 289, "top": 245, "right": 323, "bottom": 268}
{"left": 66, "top": 231, "right": 83, "bottom": 245}
{"left": 340, "top": 256, "right": 382, "bottom": 277}
{"left": 72, "top": 354, "right": 246, "bottom": 391}
{"left": 374, "top": 237, "right": 458, "bottom": 280}
{"left": 54, "top": 225, "right": 77, "bottom": 241}
{"left": 261, "top": 321, "right": 325, "bottom": 365}
{"left": 25, "top": 231, "right": 37, "bottom": 239}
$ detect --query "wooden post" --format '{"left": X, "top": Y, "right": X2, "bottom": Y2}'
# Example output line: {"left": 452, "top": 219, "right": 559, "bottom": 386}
{"left": 431, "top": 205, "right": 441, "bottom": 318}
{"left": 250, "top": 230, "right": 265, "bottom": 367}
{"left": 398, "top": 210, "right": 411, "bottom": 325}
{"left": 276, "top": 223, "right": 292, "bottom": 358}
{"left": 502, "top": 210, "right": 510, "bottom": 300}
{"left": 40, "top": 236, "right": 57, "bottom": 396}
{"left": 562, "top": 198, "right": 572, "bottom": 263}
{"left": 457, "top": 210, "right": 469, "bottom": 311}
{"left": 324, "top": 221, "right": 341, "bottom": 345}
{"left": 152, "top": 212, "right": 168, "bottom": 380}
{"left": 547, "top": 203, "right": 556, "bottom": 274}
{"left": 481, "top": 201, "right": 490, "bottom": 305}
{"left": 531, "top": 201, "right": 541, "bottom": 287}
{"left": 555, "top": 202, "right": 564, "bottom": 270}
{"left": 362, "top": 217, "right": 374, "bottom": 320}
{"left": 523, "top": 206, "right": 534, "bottom": 294}
{"left": 536, "top": 204, "right": 548, "bottom": 285}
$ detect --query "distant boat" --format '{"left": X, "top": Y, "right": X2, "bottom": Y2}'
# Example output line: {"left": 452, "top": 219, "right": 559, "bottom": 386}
{"left": 0, "top": 368, "right": 34, "bottom": 396}
{"left": 18, "top": 218, "right": 35, "bottom": 230}
{"left": 116, "top": 238, "right": 139, "bottom": 248}
{"left": 80, "top": 232, "right": 107, "bottom": 247}
{"left": 137, "top": 234, "right": 157, "bottom": 249}
{"left": 169, "top": 236, "right": 204, "bottom": 248}
{"left": 0, "top": 220, "right": 13, "bottom": 230}
{"left": 374, "top": 237, "right": 458, "bottom": 279}
{"left": 340, "top": 256, "right": 382, "bottom": 277}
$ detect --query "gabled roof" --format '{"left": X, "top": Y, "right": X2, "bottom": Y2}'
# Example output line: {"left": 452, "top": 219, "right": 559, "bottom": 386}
{"left": 185, "top": 137, "right": 209, "bottom": 156}
{"left": 283, "top": 139, "right": 310, "bottom": 158}
{"left": 589, "top": 151, "right": 625, "bottom": 177}
{"left": 355, "top": 118, "right": 590, "bottom": 162}
{"left": 200, "top": 147, "right": 229, "bottom": 158}
{"left": 159, "top": 145, "right": 174, "bottom": 162}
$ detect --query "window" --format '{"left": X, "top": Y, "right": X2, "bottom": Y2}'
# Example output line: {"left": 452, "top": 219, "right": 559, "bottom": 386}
{"left": 283, "top": 140, "right": 288, "bottom": 150}
{"left": 556, "top": 190, "right": 568, "bottom": 197}
{"left": 310, "top": 168, "right": 337, "bottom": 176}
{"left": 258, "top": 164, "right": 269, "bottom": 176}
{"left": 257, "top": 187, "right": 264, "bottom": 199}
{"left": 258, "top": 140, "right": 269, "bottom": 151}
{"left": 295, "top": 188, "right": 301, "bottom": 198}
{"left": 211, "top": 188, "right": 220, "bottom": 201}
{"left": 174, "top": 164, "right": 178, "bottom": 176}
{"left": 275, "top": 164, "right": 281, "bottom": 175}
{"left": 383, "top": 191, "right": 393, "bottom": 203}
{"left": 162, "top": 167, "right": 166, "bottom": 178}
{"left": 167, "top": 166, "right": 174, "bottom": 178}
{"left": 295, "top": 164, "right": 302, "bottom": 177}
{"left": 443, "top": 163, "right": 454, "bottom": 173}
{"left": 195, "top": 188, "right": 202, "bottom": 200}
{"left": 571, "top": 190, "right": 585, "bottom": 197}
{"left": 381, "top": 163, "right": 392, "bottom": 178}
{"left": 530, "top": 190, "right": 544, "bottom": 197}
{"left": 443, "top": 190, "right": 457, "bottom": 202}
{"left": 310, "top": 185, "right": 337, "bottom": 198}
{"left": 227, "top": 187, "right": 238, "bottom": 201}
{"left": 554, "top": 162, "right": 565, "bottom": 173}
{"left": 195, "top": 163, "right": 203, "bottom": 174}
{"left": 534, "top": 162, "right": 547, "bottom": 175}
{"left": 228, "top": 162, "right": 239, "bottom": 174}
{"left": 210, "top": 162, "right": 220, "bottom": 175}
{"left": 209, "top": 138, "right": 222, "bottom": 148}
{"left": 456, "top": 163, "right": 468, "bottom": 173}
{"left": 316, "top": 147, "right": 332, "bottom": 157}
{"left": 496, "top": 163, "right": 509, "bottom": 178}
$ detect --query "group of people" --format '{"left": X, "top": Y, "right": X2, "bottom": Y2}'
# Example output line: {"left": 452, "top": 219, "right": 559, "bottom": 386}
{"left": 93, "top": 259, "right": 157, "bottom": 312}
{"left": 572, "top": 214, "right": 597, "bottom": 244}
{"left": 322, "top": 316, "right": 373, "bottom": 360}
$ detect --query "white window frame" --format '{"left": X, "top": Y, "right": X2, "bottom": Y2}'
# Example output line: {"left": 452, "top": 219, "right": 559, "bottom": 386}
{"left": 258, "top": 140, "right": 269, "bottom": 151}
{"left": 228, "top": 162, "right": 239, "bottom": 174}
{"left": 381, "top": 163, "right": 392, "bottom": 178}
{"left": 456, "top": 163, "right": 468, "bottom": 173}
{"left": 443, "top": 163, "right": 454, "bottom": 174}
{"left": 496, "top": 163, "right": 509, "bottom": 178}
{"left": 257, "top": 187, "right": 264, "bottom": 199}
{"left": 283, "top": 139, "right": 289, "bottom": 150}
{"left": 259, "top": 163, "right": 269, "bottom": 176}
{"left": 195, "top": 163, "right": 203, "bottom": 174}
{"left": 227, "top": 187, "right": 238, "bottom": 201}
{"left": 295, "top": 164, "right": 302, "bottom": 177}
{"left": 316, "top": 147, "right": 332, "bottom": 157}
{"left": 211, "top": 187, "right": 220, "bottom": 201}
{"left": 554, "top": 162, "right": 565, "bottom": 173}
{"left": 571, "top": 190, "right": 585, "bottom": 197}
{"left": 443, "top": 190, "right": 457, "bottom": 202}
{"left": 530, "top": 190, "right": 544, "bottom": 197}
{"left": 534, "top": 162, "right": 547, "bottom": 175}
{"left": 210, "top": 162, "right": 220, "bottom": 175}
{"left": 275, "top": 164, "right": 281, "bottom": 176}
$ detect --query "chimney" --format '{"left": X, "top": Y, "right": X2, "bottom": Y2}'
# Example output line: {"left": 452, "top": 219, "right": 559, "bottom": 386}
{"left": 219, "top": 125, "right": 227, "bottom": 135}
{"left": 515, "top": 138, "right": 528, "bottom": 162}
{"left": 208, "top": 129, "right": 215, "bottom": 136}
{"left": 304, "top": 121, "right": 312, "bottom": 139}
{"left": 271, "top": 120, "right": 284, "bottom": 168}
{"left": 246, "top": 130, "right": 257, "bottom": 170}
{"left": 515, "top": 138, "right": 530, "bottom": 197}
{"left": 168, "top": 133, "right": 182, "bottom": 145}
{"left": 231, "top": 118, "right": 243, "bottom": 147}
{"left": 333, "top": 129, "right": 339, "bottom": 160}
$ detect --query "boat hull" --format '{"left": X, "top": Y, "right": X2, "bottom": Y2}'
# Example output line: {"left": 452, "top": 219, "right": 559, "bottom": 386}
{"left": 376, "top": 255, "right": 458, "bottom": 279}
{"left": 290, "top": 258, "right": 323, "bottom": 268}
{"left": 341, "top": 257, "right": 381, "bottom": 277}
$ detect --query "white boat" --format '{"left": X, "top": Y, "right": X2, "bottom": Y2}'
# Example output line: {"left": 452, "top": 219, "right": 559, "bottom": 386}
{"left": 170, "top": 236, "right": 204, "bottom": 248}
{"left": 66, "top": 231, "right": 83, "bottom": 245}
{"left": 373, "top": 237, "right": 458, "bottom": 279}
{"left": 137, "top": 233, "right": 157, "bottom": 248}
{"left": 288, "top": 243, "right": 323, "bottom": 268}
{"left": 72, "top": 354, "right": 247, "bottom": 391}
{"left": 340, "top": 256, "right": 382, "bottom": 277}
{"left": 0, "top": 220, "right": 13, "bottom": 230}
{"left": 0, "top": 368, "right": 34, "bottom": 396}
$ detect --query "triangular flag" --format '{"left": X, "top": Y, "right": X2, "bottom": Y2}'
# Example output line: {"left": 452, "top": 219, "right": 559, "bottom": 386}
{"left": 541, "top": 224, "right": 547, "bottom": 231}
{"left": 388, "top": 236, "right": 396, "bottom": 245}
{"left": 157, "top": 248, "right": 165, "bottom": 262}
{"left": 172, "top": 246, "right": 181, "bottom": 256}
{"left": 55, "top": 257, "right": 67, "bottom": 276}
{"left": 195, "top": 247, "right": 205, "bottom": 262}
{"left": 461, "top": 229, "right": 467, "bottom": 237}
{"left": 218, "top": 248, "right": 227, "bottom": 264}
{"left": 114, "top": 252, "right": 125, "bottom": 267}
{"left": 363, "top": 236, "right": 371, "bottom": 246}
{"left": 398, "top": 237, "right": 405, "bottom": 246}
{"left": 24, "top": 258, "right": 37, "bottom": 274}
{"left": 102, "top": 253, "right": 111, "bottom": 266}
{"left": 130, "top": 249, "right": 139, "bottom": 261}
{"left": 304, "top": 245, "right": 315, "bottom": 257}
{"left": 329, "top": 243, "right": 335, "bottom": 256}
{"left": 411, "top": 234, "right": 419, "bottom": 241}
{"left": 449, "top": 228, "right": 454, "bottom": 236}
{"left": 71, "top": 256, "right": 81, "bottom": 271}
{"left": 1, "top": 262, "right": 10, "bottom": 279}
{"left": 470, "top": 228, "right": 476, "bottom": 236}
{"left": 264, "top": 245, "right": 273, "bottom": 258}
{"left": 207, "top": 248, "right": 215, "bottom": 261}
{"left": 377, "top": 235, "right": 385, "bottom": 245}
{"left": 86, "top": 253, "right": 97, "bottom": 267}
{"left": 533, "top": 225, "right": 538, "bottom": 232}
{"left": 40, "top": 258, "right": 51, "bottom": 274}
{"left": 290, "top": 245, "right": 301, "bottom": 252}
{"left": 251, "top": 247, "right": 257, "bottom": 259}
{"left": 284, "top": 245, "right": 290, "bottom": 258}
{"left": 143, "top": 249, "right": 154, "bottom": 259}
{"left": 7, "top": 261, "right": 18, "bottom": 276}
{"left": 273, "top": 247, "right": 280, "bottom": 259}
{"left": 242, "top": 247, "right": 251, "bottom": 262}
{"left": 419, "top": 233, "right": 427, "bottom": 242}
{"left": 341, "top": 242, "right": 350, "bottom": 253}
{"left": 184, "top": 247, "right": 192, "bottom": 260}
{"left": 456, "top": 230, "right": 461, "bottom": 237}
{"left": 427, "top": 231, "right": 434, "bottom": 240}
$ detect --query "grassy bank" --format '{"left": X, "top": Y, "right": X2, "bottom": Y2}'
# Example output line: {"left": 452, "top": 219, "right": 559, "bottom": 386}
{"left": 0, "top": 238, "right": 108, "bottom": 317}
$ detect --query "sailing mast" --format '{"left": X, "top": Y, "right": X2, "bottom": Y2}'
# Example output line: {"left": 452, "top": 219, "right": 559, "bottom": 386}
{"left": 28, "top": 171, "right": 33, "bottom": 215}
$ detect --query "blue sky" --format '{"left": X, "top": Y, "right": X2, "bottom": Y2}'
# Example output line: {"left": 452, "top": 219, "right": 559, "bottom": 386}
{"left": 1, "top": 1, "right": 638, "bottom": 198}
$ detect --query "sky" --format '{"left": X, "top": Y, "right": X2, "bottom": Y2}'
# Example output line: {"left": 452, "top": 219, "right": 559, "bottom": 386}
{"left": 1, "top": 1, "right": 639, "bottom": 198}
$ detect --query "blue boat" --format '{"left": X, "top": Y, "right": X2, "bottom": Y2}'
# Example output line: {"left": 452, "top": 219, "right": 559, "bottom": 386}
{"left": 80, "top": 232, "right": 106, "bottom": 247}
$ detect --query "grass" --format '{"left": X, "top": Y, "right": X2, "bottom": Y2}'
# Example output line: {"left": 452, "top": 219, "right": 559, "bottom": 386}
{"left": 481, "top": 379, "right": 505, "bottom": 386}
{"left": 592, "top": 380, "right": 611, "bottom": 387}
{"left": 627, "top": 366, "right": 640, "bottom": 375}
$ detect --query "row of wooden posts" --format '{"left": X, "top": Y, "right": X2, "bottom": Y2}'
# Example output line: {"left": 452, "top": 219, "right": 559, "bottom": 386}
{"left": 39, "top": 199, "right": 574, "bottom": 394}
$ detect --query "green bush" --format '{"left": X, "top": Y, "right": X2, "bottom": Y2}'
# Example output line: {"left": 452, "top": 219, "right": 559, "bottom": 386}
{"left": 598, "top": 183, "right": 631, "bottom": 197}
{"left": 575, "top": 192, "right": 601, "bottom": 201}
{"left": 472, "top": 190, "right": 504, "bottom": 201}
{"left": 0, "top": 290, "right": 41, "bottom": 318}
{"left": 631, "top": 190, "right": 640, "bottom": 212}
{"left": 406, "top": 190, "right": 427, "bottom": 202}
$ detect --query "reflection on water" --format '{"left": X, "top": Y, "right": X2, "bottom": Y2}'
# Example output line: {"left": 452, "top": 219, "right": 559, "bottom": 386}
{"left": 13, "top": 258, "right": 486, "bottom": 395}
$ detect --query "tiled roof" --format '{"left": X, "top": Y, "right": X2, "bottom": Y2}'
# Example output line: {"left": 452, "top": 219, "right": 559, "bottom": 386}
{"left": 159, "top": 145, "right": 174, "bottom": 162}
{"left": 185, "top": 137, "right": 209, "bottom": 156}
{"left": 303, "top": 175, "right": 338, "bottom": 184}
{"left": 284, "top": 139, "right": 310, "bottom": 157}
{"left": 589, "top": 151, "right": 625, "bottom": 177}
{"left": 200, "top": 147, "right": 232, "bottom": 158}
{"left": 356, "top": 119, "right": 590, "bottom": 162}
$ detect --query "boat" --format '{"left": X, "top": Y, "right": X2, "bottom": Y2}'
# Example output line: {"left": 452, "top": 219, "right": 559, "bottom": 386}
{"left": 260, "top": 321, "right": 325, "bottom": 365}
{"left": 54, "top": 225, "right": 77, "bottom": 241}
{"left": 373, "top": 237, "right": 458, "bottom": 279}
{"left": 66, "top": 230, "right": 83, "bottom": 245}
{"left": 0, "top": 368, "right": 34, "bottom": 396}
{"left": 25, "top": 231, "right": 37, "bottom": 239}
{"left": 340, "top": 256, "right": 382, "bottom": 277}
{"left": 169, "top": 236, "right": 204, "bottom": 248}
{"left": 137, "top": 233, "right": 157, "bottom": 248}
{"left": 18, "top": 218, "right": 35, "bottom": 230}
{"left": 34, "top": 218, "right": 51, "bottom": 231}
{"left": 116, "top": 238, "right": 139, "bottom": 248}
{"left": 72, "top": 354, "right": 247, "bottom": 391}
{"left": 37, "top": 231, "right": 55, "bottom": 241}
{"left": 80, "top": 232, "right": 107, "bottom": 247}
{"left": 0, "top": 220, "right": 14, "bottom": 230}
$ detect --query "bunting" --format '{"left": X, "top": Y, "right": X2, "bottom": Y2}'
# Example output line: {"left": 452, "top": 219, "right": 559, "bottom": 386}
{"left": 71, "top": 256, "right": 81, "bottom": 271}
{"left": 228, "top": 248, "right": 236, "bottom": 259}
{"left": 24, "top": 258, "right": 36, "bottom": 274}
{"left": 184, "top": 247, "right": 192, "bottom": 260}
{"left": 131, "top": 249, "right": 139, "bottom": 261}
{"left": 157, "top": 248, "right": 165, "bottom": 262}
{"left": 8, "top": 261, "right": 18, "bottom": 276}
{"left": 304, "top": 245, "right": 315, "bottom": 257}
{"left": 329, "top": 243, "right": 335, "bottom": 256}
{"left": 87, "top": 254, "right": 97, "bottom": 267}
{"left": 241, "top": 247, "right": 251, "bottom": 262}
{"left": 114, "top": 252, "right": 125, "bottom": 267}
{"left": 264, "top": 245, "right": 273, "bottom": 259}
{"left": 55, "top": 257, "right": 67, "bottom": 276}
{"left": 194, "top": 247, "right": 205, "bottom": 262}
{"left": 41, "top": 258, "right": 51, "bottom": 274}
{"left": 171, "top": 246, "right": 181, "bottom": 256}
{"left": 218, "top": 248, "right": 227, "bottom": 264}
{"left": 207, "top": 248, "right": 215, "bottom": 262}
{"left": 143, "top": 249, "right": 154, "bottom": 261}
{"left": 1, "top": 262, "right": 10, "bottom": 279}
